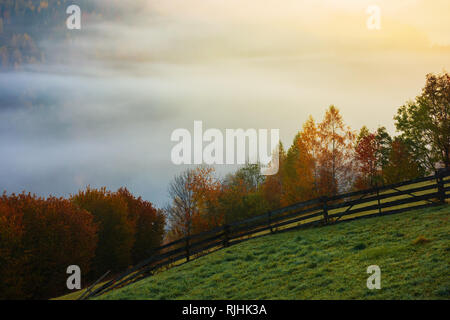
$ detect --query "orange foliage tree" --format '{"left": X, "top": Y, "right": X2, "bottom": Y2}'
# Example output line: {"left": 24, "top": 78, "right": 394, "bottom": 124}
{"left": 317, "top": 105, "right": 356, "bottom": 196}
{"left": 354, "top": 126, "right": 392, "bottom": 189}
{"left": 188, "top": 166, "right": 224, "bottom": 231}
{"left": 117, "top": 188, "right": 166, "bottom": 264}
{"left": 261, "top": 143, "right": 286, "bottom": 210}
{"left": 0, "top": 193, "right": 97, "bottom": 299}
{"left": 71, "top": 187, "right": 134, "bottom": 279}
{"left": 0, "top": 200, "right": 25, "bottom": 299}
{"left": 281, "top": 117, "right": 319, "bottom": 206}
{"left": 354, "top": 127, "right": 379, "bottom": 189}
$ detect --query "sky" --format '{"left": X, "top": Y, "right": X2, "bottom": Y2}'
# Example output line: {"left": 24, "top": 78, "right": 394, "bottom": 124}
{"left": 0, "top": 0, "right": 449, "bottom": 207}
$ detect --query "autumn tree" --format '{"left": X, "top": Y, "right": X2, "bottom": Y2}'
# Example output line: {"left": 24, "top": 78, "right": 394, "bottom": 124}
{"left": 354, "top": 126, "right": 392, "bottom": 189}
{"left": 374, "top": 127, "right": 393, "bottom": 170}
{"left": 1, "top": 193, "right": 97, "bottom": 299}
{"left": 383, "top": 138, "right": 421, "bottom": 184}
{"left": 166, "top": 165, "right": 268, "bottom": 238}
{"left": 220, "top": 163, "right": 269, "bottom": 224}
{"left": 165, "top": 169, "right": 199, "bottom": 240}
{"left": 234, "top": 163, "right": 265, "bottom": 190}
{"left": 281, "top": 117, "right": 318, "bottom": 205}
{"left": 355, "top": 128, "right": 378, "bottom": 189}
{"left": 395, "top": 72, "right": 450, "bottom": 172}
{"left": 72, "top": 187, "right": 134, "bottom": 278}
{"left": 261, "top": 143, "right": 286, "bottom": 210}
{"left": 188, "top": 166, "right": 224, "bottom": 231}
{"left": 301, "top": 116, "right": 322, "bottom": 192}
{"left": 117, "top": 188, "right": 166, "bottom": 264}
{"left": 0, "top": 200, "right": 26, "bottom": 299}
{"left": 317, "top": 105, "right": 356, "bottom": 196}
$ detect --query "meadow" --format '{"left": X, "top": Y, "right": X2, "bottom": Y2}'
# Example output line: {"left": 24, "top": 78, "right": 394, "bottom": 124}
{"left": 92, "top": 205, "right": 449, "bottom": 300}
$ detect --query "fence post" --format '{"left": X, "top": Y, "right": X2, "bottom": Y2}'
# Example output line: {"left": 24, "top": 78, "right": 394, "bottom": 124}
{"left": 185, "top": 236, "right": 190, "bottom": 262}
{"left": 376, "top": 184, "right": 382, "bottom": 216}
{"left": 268, "top": 211, "right": 273, "bottom": 234}
{"left": 223, "top": 225, "right": 230, "bottom": 248}
{"left": 322, "top": 196, "right": 329, "bottom": 224}
{"left": 436, "top": 169, "right": 445, "bottom": 204}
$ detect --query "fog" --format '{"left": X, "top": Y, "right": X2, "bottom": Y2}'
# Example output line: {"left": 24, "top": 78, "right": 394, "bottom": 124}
{"left": 1, "top": 0, "right": 449, "bottom": 206}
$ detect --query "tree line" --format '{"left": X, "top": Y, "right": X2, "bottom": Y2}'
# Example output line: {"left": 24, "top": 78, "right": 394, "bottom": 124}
{"left": 0, "top": 187, "right": 165, "bottom": 299}
{"left": 164, "top": 72, "right": 449, "bottom": 242}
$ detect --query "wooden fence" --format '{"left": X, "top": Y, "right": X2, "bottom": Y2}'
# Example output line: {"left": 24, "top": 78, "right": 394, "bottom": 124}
{"left": 83, "top": 168, "right": 450, "bottom": 299}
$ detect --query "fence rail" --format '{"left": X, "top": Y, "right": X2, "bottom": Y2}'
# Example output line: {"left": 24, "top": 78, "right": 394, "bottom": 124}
{"left": 83, "top": 168, "right": 450, "bottom": 299}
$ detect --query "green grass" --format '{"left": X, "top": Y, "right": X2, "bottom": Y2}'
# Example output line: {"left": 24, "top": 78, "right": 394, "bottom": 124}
{"left": 94, "top": 205, "right": 450, "bottom": 300}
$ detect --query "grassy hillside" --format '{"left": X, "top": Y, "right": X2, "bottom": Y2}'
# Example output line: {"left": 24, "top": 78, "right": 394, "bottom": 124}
{"left": 94, "top": 205, "right": 450, "bottom": 300}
